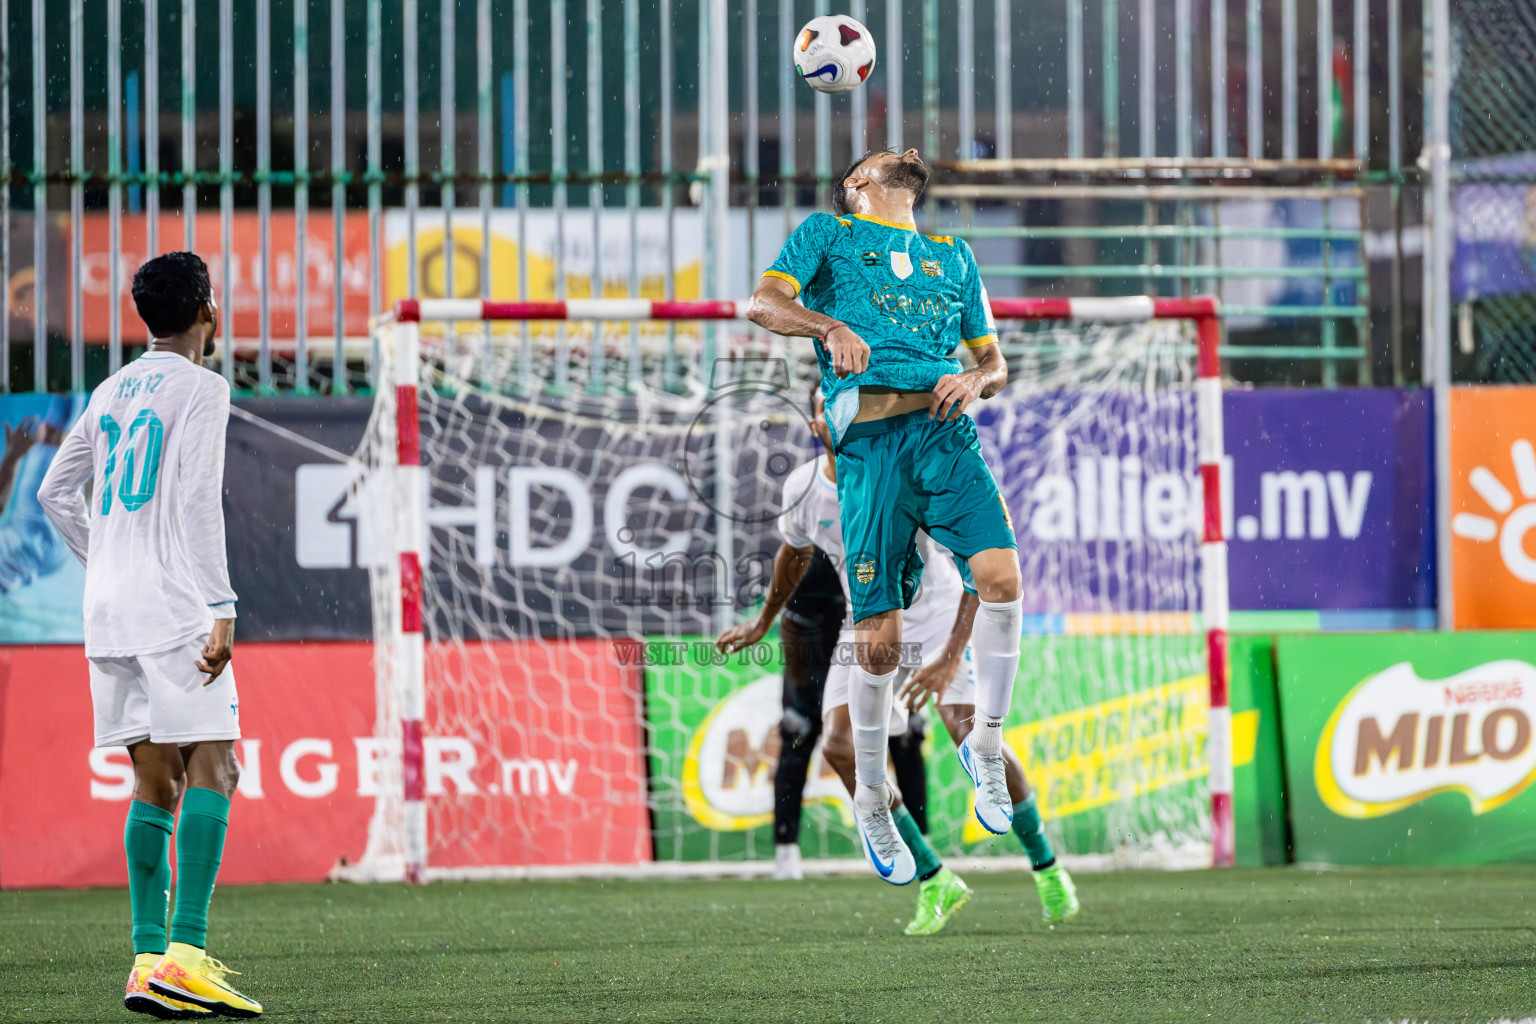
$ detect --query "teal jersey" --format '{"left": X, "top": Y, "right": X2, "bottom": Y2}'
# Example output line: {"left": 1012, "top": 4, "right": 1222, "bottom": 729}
{"left": 764, "top": 212, "right": 998, "bottom": 445}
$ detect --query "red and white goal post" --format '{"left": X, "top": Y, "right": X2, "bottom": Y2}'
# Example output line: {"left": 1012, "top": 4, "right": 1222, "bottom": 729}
{"left": 381, "top": 294, "right": 1232, "bottom": 880}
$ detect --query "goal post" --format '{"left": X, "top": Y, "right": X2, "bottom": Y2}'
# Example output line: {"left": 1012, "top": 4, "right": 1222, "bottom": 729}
{"left": 363, "top": 294, "right": 1231, "bottom": 883}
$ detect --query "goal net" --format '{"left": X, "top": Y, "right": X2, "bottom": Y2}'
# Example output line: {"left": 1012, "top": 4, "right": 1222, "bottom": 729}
{"left": 344, "top": 297, "right": 1228, "bottom": 881}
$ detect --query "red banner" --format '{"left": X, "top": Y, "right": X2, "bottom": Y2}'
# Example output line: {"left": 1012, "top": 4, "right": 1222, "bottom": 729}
{"left": 73, "top": 212, "right": 376, "bottom": 342}
{"left": 0, "top": 640, "right": 648, "bottom": 889}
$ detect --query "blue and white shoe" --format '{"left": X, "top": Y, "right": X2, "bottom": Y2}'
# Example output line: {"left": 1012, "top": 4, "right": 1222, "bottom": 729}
{"left": 958, "top": 730, "right": 1014, "bottom": 835}
{"left": 853, "top": 783, "right": 916, "bottom": 886}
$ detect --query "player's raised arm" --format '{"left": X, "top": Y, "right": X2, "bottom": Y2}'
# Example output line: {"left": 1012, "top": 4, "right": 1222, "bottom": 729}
{"left": 930, "top": 240, "right": 1007, "bottom": 421}
{"left": 748, "top": 213, "right": 869, "bottom": 377}
{"left": 716, "top": 540, "right": 816, "bottom": 654}
{"left": 36, "top": 413, "right": 97, "bottom": 566}
{"left": 178, "top": 376, "right": 238, "bottom": 682}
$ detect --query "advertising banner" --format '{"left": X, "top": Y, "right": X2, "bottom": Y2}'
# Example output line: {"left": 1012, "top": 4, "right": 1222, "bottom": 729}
{"left": 0, "top": 638, "right": 649, "bottom": 887}
{"left": 1229, "top": 635, "right": 1289, "bottom": 866}
{"left": 1449, "top": 386, "right": 1536, "bottom": 629}
{"left": 1276, "top": 632, "right": 1536, "bottom": 866}
{"left": 982, "top": 388, "right": 1434, "bottom": 622}
{"left": 645, "top": 633, "right": 1218, "bottom": 862}
{"left": 1, "top": 385, "right": 1441, "bottom": 647}
{"left": 643, "top": 635, "right": 859, "bottom": 862}
{"left": 1452, "top": 154, "right": 1536, "bottom": 303}
{"left": 74, "top": 212, "right": 375, "bottom": 342}
{"left": 0, "top": 394, "right": 88, "bottom": 643}
{"left": 1221, "top": 389, "right": 1434, "bottom": 614}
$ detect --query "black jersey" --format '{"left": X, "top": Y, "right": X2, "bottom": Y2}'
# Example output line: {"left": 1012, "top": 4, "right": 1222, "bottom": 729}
{"left": 783, "top": 545, "right": 847, "bottom": 625}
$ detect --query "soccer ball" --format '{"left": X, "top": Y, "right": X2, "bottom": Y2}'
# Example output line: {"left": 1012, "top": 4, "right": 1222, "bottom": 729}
{"left": 795, "top": 15, "right": 877, "bottom": 94}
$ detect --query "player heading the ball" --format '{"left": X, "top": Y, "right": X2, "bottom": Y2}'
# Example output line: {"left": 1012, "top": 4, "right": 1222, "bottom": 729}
{"left": 748, "top": 149, "right": 1025, "bottom": 886}
{"left": 38, "top": 252, "right": 264, "bottom": 1019}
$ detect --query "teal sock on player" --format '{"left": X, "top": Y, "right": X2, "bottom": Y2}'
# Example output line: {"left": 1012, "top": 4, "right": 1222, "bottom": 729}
{"left": 892, "top": 805, "right": 942, "bottom": 881}
{"left": 1011, "top": 793, "right": 1056, "bottom": 870}
{"left": 169, "top": 788, "right": 231, "bottom": 949}
{"left": 124, "top": 801, "right": 175, "bottom": 955}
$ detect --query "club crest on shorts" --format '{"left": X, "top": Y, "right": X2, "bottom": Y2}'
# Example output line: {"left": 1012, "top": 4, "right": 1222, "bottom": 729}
{"left": 890, "top": 252, "right": 913, "bottom": 279}
{"left": 855, "top": 560, "right": 877, "bottom": 584}
{"left": 920, "top": 258, "right": 942, "bottom": 277}
{"left": 998, "top": 494, "right": 1014, "bottom": 530}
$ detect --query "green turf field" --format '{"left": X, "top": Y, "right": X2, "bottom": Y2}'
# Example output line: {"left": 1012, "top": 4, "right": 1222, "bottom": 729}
{"left": 3, "top": 865, "right": 1535, "bottom": 1023}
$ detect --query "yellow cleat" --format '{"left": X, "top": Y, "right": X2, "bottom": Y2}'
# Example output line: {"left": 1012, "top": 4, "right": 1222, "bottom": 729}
{"left": 147, "top": 942, "right": 264, "bottom": 1018}
{"left": 125, "top": 954, "right": 215, "bottom": 1020}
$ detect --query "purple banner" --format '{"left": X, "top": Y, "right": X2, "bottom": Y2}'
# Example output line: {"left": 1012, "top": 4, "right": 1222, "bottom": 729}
{"left": 1451, "top": 153, "right": 1536, "bottom": 303}
{"left": 982, "top": 388, "right": 1435, "bottom": 617}
{"left": 1223, "top": 389, "right": 1434, "bottom": 611}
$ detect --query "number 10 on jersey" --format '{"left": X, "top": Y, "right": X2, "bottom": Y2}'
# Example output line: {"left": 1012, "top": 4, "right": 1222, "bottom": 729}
{"left": 100, "top": 410, "right": 164, "bottom": 514}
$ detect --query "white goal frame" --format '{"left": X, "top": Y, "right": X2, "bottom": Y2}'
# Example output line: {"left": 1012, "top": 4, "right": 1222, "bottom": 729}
{"left": 375, "top": 294, "right": 1231, "bottom": 882}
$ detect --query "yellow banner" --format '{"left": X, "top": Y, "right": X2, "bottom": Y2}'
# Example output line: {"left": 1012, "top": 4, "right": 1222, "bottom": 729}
{"left": 960, "top": 675, "right": 1211, "bottom": 842}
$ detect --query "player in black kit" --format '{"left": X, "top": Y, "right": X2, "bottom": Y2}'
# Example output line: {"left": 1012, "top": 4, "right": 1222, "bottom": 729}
{"left": 771, "top": 546, "right": 927, "bottom": 879}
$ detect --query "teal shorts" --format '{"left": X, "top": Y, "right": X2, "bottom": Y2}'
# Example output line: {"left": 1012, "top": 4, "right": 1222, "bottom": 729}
{"left": 835, "top": 409, "right": 1018, "bottom": 623}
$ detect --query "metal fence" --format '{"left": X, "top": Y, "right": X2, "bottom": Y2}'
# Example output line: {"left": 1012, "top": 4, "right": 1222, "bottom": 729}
{"left": 2, "top": 0, "right": 1433, "bottom": 395}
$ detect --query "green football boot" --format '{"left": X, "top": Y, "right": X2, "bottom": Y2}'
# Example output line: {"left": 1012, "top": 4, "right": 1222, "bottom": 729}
{"left": 903, "top": 867, "right": 974, "bottom": 936}
{"left": 1033, "top": 863, "right": 1081, "bottom": 924}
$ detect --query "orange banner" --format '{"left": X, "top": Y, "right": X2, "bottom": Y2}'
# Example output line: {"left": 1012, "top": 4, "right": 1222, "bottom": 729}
{"left": 1449, "top": 387, "right": 1536, "bottom": 629}
{"left": 74, "top": 212, "right": 376, "bottom": 342}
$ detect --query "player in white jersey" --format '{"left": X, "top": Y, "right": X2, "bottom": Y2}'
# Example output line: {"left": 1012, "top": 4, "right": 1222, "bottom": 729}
{"left": 718, "top": 388, "right": 1080, "bottom": 932}
{"left": 38, "top": 252, "right": 264, "bottom": 1019}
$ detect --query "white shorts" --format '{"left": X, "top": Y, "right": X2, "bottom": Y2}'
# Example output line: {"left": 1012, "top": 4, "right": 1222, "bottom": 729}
{"left": 89, "top": 635, "right": 242, "bottom": 748}
{"left": 823, "top": 615, "right": 979, "bottom": 726}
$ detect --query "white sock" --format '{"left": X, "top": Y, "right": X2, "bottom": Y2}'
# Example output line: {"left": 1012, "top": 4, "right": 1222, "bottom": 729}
{"left": 970, "top": 596, "right": 1023, "bottom": 754}
{"left": 848, "top": 662, "right": 896, "bottom": 788}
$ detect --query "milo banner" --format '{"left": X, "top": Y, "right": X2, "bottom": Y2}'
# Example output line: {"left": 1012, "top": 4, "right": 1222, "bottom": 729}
{"left": 646, "top": 633, "right": 1234, "bottom": 862}
{"left": 1276, "top": 632, "right": 1536, "bottom": 865}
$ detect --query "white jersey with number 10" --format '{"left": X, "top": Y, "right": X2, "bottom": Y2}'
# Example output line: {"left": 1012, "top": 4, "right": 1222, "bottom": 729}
{"left": 38, "top": 353, "right": 237, "bottom": 658}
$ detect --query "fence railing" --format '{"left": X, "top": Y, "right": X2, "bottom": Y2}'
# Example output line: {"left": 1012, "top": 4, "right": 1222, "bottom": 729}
{"left": 0, "top": 0, "right": 1429, "bottom": 396}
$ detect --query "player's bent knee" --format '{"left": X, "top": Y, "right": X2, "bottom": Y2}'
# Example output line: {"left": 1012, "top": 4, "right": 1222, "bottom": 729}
{"left": 969, "top": 548, "right": 1022, "bottom": 603}
{"left": 821, "top": 725, "right": 854, "bottom": 773}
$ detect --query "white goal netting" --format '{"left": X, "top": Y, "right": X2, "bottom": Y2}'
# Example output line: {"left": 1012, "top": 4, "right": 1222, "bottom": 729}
{"left": 347, "top": 315, "right": 1210, "bottom": 879}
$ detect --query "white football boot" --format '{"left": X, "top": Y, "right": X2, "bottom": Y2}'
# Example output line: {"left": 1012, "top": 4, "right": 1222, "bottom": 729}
{"left": 853, "top": 782, "right": 916, "bottom": 886}
{"left": 958, "top": 729, "right": 1014, "bottom": 835}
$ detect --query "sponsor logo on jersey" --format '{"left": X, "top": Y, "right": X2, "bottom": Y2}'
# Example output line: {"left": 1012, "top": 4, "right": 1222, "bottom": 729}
{"left": 890, "top": 252, "right": 913, "bottom": 279}
{"left": 861, "top": 251, "right": 881, "bottom": 266}
{"left": 920, "top": 258, "right": 942, "bottom": 277}
{"left": 1315, "top": 660, "right": 1536, "bottom": 818}
{"left": 855, "top": 560, "right": 877, "bottom": 584}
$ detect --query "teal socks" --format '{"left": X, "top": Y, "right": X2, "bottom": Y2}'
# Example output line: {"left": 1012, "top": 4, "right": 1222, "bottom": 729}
{"left": 892, "top": 804, "right": 943, "bottom": 882}
{"left": 124, "top": 801, "right": 175, "bottom": 955}
{"left": 168, "top": 788, "right": 231, "bottom": 949}
{"left": 1011, "top": 792, "right": 1056, "bottom": 870}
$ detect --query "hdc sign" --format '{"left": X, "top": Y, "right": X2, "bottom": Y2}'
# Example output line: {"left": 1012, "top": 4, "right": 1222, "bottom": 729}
{"left": 294, "top": 462, "right": 693, "bottom": 570}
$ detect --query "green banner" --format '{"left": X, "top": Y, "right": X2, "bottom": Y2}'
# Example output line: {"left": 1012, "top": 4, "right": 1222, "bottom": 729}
{"left": 645, "top": 635, "right": 860, "bottom": 862}
{"left": 646, "top": 633, "right": 1222, "bottom": 863}
{"left": 1276, "top": 632, "right": 1536, "bottom": 866}
{"left": 1229, "top": 635, "right": 1289, "bottom": 866}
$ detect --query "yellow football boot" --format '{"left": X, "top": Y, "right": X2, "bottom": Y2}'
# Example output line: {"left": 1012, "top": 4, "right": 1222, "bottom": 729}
{"left": 147, "top": 942, "right": 264, "bottom": 1018}
{"left": 125, "top": 954, "right": 215, "bottom": 1020}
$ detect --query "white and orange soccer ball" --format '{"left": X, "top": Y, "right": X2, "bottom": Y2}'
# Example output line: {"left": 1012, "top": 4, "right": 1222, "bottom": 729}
{"left": 795, "top": 15, "right": 877, "bottom": 94}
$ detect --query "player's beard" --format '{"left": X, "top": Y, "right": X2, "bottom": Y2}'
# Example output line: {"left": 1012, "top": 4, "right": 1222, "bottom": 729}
{"left": 883, "top": 154, "right": 930, "bottom": 201}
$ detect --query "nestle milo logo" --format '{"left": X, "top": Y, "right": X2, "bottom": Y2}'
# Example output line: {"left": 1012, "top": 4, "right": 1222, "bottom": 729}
{"left": 1316, "top": 660, "right": 1536, "bottom": 818}
{"left": 681, "top": 675, "right": 849, "bottom": 831}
